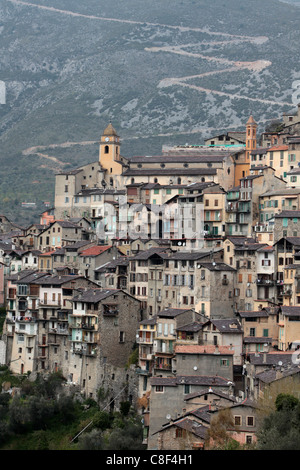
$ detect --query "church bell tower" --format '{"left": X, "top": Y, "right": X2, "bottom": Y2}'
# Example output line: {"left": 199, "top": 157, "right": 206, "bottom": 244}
{"left": 245, "top": 115, "right": 257, "bottom": 163}
{"left": 99, "top": 122, "right": 121, "bottom": 165}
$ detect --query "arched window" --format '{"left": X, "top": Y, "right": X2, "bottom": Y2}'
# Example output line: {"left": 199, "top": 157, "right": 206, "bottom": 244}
{"left": 154, "top": 178, "right": 158, "bottom": 183}
{"left": 105, "top": 145, "right": 109, "bottom": 154}
{"left": 131, "top": 178, "right": 135, "bottom": 184}
{"left": 177, "top": 177, "right": 181, "bottom": 184}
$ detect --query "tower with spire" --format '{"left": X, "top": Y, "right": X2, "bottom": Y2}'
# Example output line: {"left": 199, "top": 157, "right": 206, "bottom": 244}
{"left": 99, "top": 122, "right": 121, "bottom": 164}
{"left": 99, "top": 122, "right": 123, "bottom": 187}
{"left": 245, "top": 114, "right": 257, "bottom": 163}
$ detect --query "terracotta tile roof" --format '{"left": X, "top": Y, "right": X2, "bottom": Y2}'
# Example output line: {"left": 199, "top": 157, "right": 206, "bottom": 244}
{"left": 79, "top": 245, "right": 112, "bottom": 257}
{"left": 39, "top": 250, "right": 57, "bottom": 256}
{"left": 175, "top": 344, "right": 234, "bottom": 355}
{"left": 267, "top": 144, "right": 288, "bottom": 151}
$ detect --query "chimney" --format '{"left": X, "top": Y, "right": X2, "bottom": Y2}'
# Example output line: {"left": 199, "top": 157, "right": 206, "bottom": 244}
{"left": 263, "top": 352, "right": 267, "bottom": 364}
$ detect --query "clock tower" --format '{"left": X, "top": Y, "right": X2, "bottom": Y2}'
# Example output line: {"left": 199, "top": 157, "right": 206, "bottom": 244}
{"left": 99, "top": 122, "right": 121, "bottom": 163}
{"left": 99, "top": 122, "right": 123, "bottom": 186}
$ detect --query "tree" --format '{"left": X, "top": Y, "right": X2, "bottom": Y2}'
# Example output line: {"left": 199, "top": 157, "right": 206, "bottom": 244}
{"left": 105, "top": 417, "right": 144, "bottom": 450}
{"left": 120, "top": 401, "right": 131, "bottom": 417}
{"left": 205, "top": 408, "right": 240, "bottom": 450}
{"left": 93, "top": 410, "right": 112, "bottom": 431}
{"left": 257, "top": 394, "right": 300, "bottom": 450}
{"left": 32, "top": 430, "right": 50, "bottom": 450}
{"left": 8, "top": 397, "right": 32, "bottom": 434}
{"left": 275, "top": 393, "right": 299, "bottom": 411}
{"left": 77, "top": 429, "right": 104, "bottom": 450}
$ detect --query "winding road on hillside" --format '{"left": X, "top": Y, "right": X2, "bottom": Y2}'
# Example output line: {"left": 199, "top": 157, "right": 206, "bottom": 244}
{"left": 6, "top": 0, "right": 293, "bottom": 109}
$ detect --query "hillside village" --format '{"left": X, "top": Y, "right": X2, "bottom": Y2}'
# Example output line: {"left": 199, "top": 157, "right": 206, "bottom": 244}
{"left": 1, "top": 104, "right": 300, "bottom": 450}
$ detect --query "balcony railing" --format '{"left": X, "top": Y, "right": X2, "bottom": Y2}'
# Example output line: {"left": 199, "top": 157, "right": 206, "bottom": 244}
{"left": 257, "top": 279, "right": 275, "bottom": 286}
{"left": 15, "top": 316, "right": 37, "bottom": 323}
{"left": 81, "top": 324, "right": 95, "bottom": 330}
{"left": 49, "top": 327, "right": 69, "bottom": 335}
{"left": 136, "top": 367, "right": 152, "bottom": 376}
{"left": 71, "top": 347, "right": 97, "bottom": 357}
{"left": 137, "top": 336, "right": 154, "bottom": 344}
{"left": 154, "top": 362, "right": 172, "bottom": 370}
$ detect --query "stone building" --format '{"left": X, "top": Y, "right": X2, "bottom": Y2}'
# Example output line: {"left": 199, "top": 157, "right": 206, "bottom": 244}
{"left": 273, "top": 210, "right": 300, "bottom": 242}
{"left": 223, "top": 237, "right": 271, "bottom": 312}
{"left": 37, "top": 220, "right": 92, "bottom": 252}
{"left": 30, "top": 274, "right": 98, "bottom": 375}
{"left": 259, "top": 188, "right": 300, "bottom": 231}
{"left": 4, "top": 270, "right": 49, "bottom": 374}
{"left": 147, "top": 344, "right": 234, "bottom": 450}
{"left": 68, "top": 288, "right": 141, "bottom": 406}
{"left": 201, "top": 318, "right": 243, "bottom": 366}
{"left": 236, "top": 307, "right": 279, "bottom": 353}
{"left": 154, "top": 413, "right": 208, "bottom": 450}
{"left": 144, "top": 249, "right": 235, "bottom": 318}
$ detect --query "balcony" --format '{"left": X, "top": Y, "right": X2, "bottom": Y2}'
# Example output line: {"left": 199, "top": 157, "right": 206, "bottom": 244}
{"left": 72, "top": 347, "right": 97, "bottom": 357}
{"left": 16, "top": 316, "right": 37, "bottom": 323}
{"left": 136, "top": 367, "right": 152, "bottom": 376}
{"left": 49, "top": 327, "right": 69, "bottom": 335}
{"left": 257, "top": 278, "right": 275, "bottom": 286}
{"left": 81, "top": 323, "right": 95, "bottom": 330}
{"left": 58, "top": 310, "right": 70, "bottom": 321}
{"left": 154, "top": 361, "right": 172, "bottom": 371}
{"left": 103, "top": 305, "right": 119, "bottom": 316}
{"left": 18, "top": 302, "right": 28, "bottom": 312}
{"left": 69, "top": 320, "right": 82, "bottom": 329}
{"left": 39, "top": 300, "right": 62, "bottom": 308}
{"left": 238, "top": 205, "right": 251, "bottom": 213}
{"left": 137, "top": 336, "right": 154, "bottom": 344}
{"left": 283, "top": 289, "right": 292, "bottom": 297}
{"left": 226, "top": 204, "right": 238, "bottom": 212}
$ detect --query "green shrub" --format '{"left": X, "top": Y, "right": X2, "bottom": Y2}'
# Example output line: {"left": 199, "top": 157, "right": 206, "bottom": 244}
{"left": 93, "top": 411, "right": 113, "bottom": 431}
